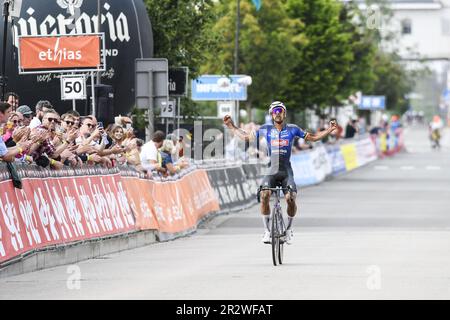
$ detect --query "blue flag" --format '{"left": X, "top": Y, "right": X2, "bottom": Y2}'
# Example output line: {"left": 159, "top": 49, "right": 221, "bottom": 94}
{"left": 251, "top": 0, "right": 262, "bottom": 11}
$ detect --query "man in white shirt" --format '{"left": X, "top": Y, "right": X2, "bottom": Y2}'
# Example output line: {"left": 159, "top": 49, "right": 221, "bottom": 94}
{"left": 29, "top": 100, "right": 53, "bottom": 129}
{"left": 140, "top": 131, "right": 166, "bottom": 173}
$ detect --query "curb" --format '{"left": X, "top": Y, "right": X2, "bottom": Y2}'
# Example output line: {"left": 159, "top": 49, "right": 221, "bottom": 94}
{"left": 0, "top": 230, "right": 157, "bottom": 279}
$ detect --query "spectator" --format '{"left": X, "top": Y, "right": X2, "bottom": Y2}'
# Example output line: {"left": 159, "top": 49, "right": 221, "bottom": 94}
{"left": 30, "top": 100, "right": 53, "bottom": 129}
{"left": 125, "top": 138, "right": 145, "bottom": 172}
{"left": 17, "top": 105, "right": 33, "bottom": 127}
{"left": 3, "top": 112, "right": 24, "bottom": 147}
{"left": 159, "top": 139, "right": 189, "bottom": 176}
{"left": 61, "top": 113, "right": 77, "bottom": 133}
{"left": 345, "top": 118, "right": 358, "bottom": 139}
{"left": 358, "top": 116, "right": 367, "bottom": 135}
{"left": 106, "top": 124, "right": 128, "bottom": 165}
{"left": 65, "top": 110, "right": 81, "bottom": 129}
{"left": 29, "top": 109, "right": 63, "bottom": 168}
{"left": 5, "top": 92, "right": 19, "bottom": 111}
{"left": 140, "top": 130, "right": 166, "bottom": 175}
{"left": 0, "top": 102, "right": 32, "bottom": 162}
{"left": 328, "top": 118, "right": 343, "bottom": 143}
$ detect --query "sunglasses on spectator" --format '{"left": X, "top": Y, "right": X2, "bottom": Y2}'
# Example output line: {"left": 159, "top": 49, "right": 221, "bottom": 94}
{"left": 65, "top": 120, "right": 75, "bottom": 126}
{"left": 12, "top": 120, "right": 23, "bottom": 125}
{"left": 23, "top": 114, "right": 33, "bottom": 119}
{"left": 271, "top": 107, "right": 285, "bottom": 115}
{"left": 84, "top": 123, "right": 95, "bottom": 128}
{"left": 46, "top": 117, "right": 60, "bottom": 123}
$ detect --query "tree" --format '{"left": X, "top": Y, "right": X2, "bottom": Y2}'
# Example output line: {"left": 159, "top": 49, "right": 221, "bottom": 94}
{"left": 372, "top": 52, "right": 414, "bottom": 114}
{"left": 202, "top": 0, "right": 305, "bottom": 119}
{"left": 334, "top": 3, "right": 378, "bottom": 104}
{"left": 144, "top": 0, "right": 219, "bottom": 77}
{"left": 283, "top": 0, "right": 355, "bottom": 114}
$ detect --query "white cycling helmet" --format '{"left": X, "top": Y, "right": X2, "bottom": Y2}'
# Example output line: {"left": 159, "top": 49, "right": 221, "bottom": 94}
{"left": 269, "top": 101, "right": 287, "bottom": 115}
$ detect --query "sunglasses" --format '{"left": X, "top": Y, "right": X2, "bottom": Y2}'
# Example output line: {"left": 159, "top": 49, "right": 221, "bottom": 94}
{"left": 65, "top": 121, "right": 74, "bottom": 126}
{"left": 46, "top": 117, "right": 60, "bottom": 123}
{"left": 85, "top": 123, "right": 95, "bottom": 128}
{"left": 23, "top": 114, "right": 33, "bottom": 119}
{"left": 12, "top": 120, "right": 23, "bottom": 125}
{"left": 271, "top": 107, "right": 285, "bottom": 115}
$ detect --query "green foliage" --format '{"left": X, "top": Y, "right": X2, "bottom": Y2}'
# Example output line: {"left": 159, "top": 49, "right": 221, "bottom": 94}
{"left": 284, "top": 0, "right": 355, "bottom": 111}
{"left": 202, "top": 0, "right": 305, "bottom": 111}
{"left": 144, "top": 0, "right": 219, "bottom": 78}
{"left": 143, "top": 0, "right": 420, "bottom": 121}
{"left": 371, "top": 52, "right": 414, "bottom": 114}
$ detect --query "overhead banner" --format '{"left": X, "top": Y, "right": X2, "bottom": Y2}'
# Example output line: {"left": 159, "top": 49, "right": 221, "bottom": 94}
{"left": 19, "top": 34, "right": 104, "bottom": 74}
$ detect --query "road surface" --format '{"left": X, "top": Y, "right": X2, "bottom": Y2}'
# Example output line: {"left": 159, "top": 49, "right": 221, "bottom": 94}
{"left": 1, "top": 126, "right": 449, "bottom": 299}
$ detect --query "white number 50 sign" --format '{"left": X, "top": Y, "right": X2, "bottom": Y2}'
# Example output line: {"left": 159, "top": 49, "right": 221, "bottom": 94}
{"left": 61, "top": 75, "right": 87, "bottom": 101}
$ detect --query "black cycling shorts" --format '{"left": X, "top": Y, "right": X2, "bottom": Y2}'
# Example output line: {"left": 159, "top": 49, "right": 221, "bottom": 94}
{"left": 260, "top": 166, "right": 297, "bottom": 194}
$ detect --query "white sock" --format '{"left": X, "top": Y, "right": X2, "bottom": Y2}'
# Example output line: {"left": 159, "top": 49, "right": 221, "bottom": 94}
{"left": 287, "top": 216, "right": 294, "bottom": 230}
{"left": 263, "top": 216, "right": 270, "bottom": 232}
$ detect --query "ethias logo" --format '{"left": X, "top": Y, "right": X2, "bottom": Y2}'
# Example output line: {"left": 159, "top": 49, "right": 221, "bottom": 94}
{"left": 38, "top": 38, "right": 82, "bottom": 64}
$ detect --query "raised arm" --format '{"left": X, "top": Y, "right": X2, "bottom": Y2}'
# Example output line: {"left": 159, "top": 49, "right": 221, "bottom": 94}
{"left": 223, "top": 115, "right": 255, "bottom": 142}
{"left": 305, "top": 120, "right": 338, "bottom": 143}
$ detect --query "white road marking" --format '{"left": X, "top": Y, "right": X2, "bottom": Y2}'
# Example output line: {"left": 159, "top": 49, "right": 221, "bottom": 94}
{"left": 426, "top": 166, "right": 441, "bottom": 171}
{"left": 374, "top": 166, "right": 389, "bottom": 170}
{"left": 400, "top": 166, "right": 415, "bottom": 170}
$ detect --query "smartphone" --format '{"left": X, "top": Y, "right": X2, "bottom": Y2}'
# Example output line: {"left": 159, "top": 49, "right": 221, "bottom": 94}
{"left": 98, "top": 122, "right": 104, "bottom": 129}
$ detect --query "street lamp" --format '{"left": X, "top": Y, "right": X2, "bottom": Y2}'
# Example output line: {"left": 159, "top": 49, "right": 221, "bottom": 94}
{"left": 0, "top": 0, "right": 12, "bottom": 101}
{"left": 0, "top": 0, "right": 21, "bottom": 101}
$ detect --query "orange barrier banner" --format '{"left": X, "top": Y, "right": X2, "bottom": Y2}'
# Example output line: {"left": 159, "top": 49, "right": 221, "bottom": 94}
{"left": 122, "top": 170, "right": 220, "bottom": 234}
{"left": 0, "top": 173, "right": 136, "bottom": 264}
{"left": 121, "top": 177, "right": 159, "bottom": 231}
{"left": 0, "top": 167, "right": 220, "bottom": 264}
{"left": 19, "top": 35, "right": 101, "bottom": 71}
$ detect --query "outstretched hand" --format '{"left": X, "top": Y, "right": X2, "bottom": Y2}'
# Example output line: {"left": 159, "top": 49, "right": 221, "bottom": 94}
{"left": 223, "top": 115, "right": 235, "bottom": 129}
{"left": 329, "top": 120, "right": 338, "bottom": 133}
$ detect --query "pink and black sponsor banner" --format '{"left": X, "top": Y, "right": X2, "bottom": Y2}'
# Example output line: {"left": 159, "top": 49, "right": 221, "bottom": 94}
{"left": 0, "top": 173, "right": 136, "bottom": 264}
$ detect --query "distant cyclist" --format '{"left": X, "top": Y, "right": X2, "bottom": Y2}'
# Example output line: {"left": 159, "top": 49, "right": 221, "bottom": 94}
{"left": 224, "top": 101, "right": 337, "bottom": 244}
{"left": 429, "top": 115, "right": 443, "bottom": 149}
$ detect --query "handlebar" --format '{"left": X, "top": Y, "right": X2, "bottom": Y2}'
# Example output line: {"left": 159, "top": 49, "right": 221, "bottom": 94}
{"left": 256, "top": 186, "right": 293, "bottom": 203}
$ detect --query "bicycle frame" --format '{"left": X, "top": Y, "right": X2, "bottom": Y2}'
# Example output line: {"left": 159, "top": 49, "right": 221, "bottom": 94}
{"left": 258, "top": 186, "right": 289, "bottom": 265}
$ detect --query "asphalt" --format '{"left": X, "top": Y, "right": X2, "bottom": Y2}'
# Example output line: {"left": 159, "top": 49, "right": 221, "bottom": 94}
{"left": 0, "top": 125, "right": 449, "bottom": 300}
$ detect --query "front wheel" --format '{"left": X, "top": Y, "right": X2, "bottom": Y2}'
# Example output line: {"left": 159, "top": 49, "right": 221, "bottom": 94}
{"left": 271, "top": 211, "right": 279, "bottom": 266}
{"left": 278, "top": 236, "right": 284, "bottom": 265}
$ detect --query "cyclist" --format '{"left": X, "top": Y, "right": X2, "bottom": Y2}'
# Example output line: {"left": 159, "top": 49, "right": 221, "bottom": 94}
{"left": 429, "top": 115, "right": 443, "bottom": 149}
{"left": 223, "top": 101, "right": 337, "bottom": 244}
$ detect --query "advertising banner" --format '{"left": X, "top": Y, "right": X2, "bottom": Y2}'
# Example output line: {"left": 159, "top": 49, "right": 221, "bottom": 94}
{"left": 310, "top": 145, "right": 332, "bottom": 182}
{"left": 0, "top": 165, "right": 220, "bottom": 264}
{"left": 356, "top": 138, "right": 377, "bottom": 166}
{"left": 19, "top": 35, "right": 103, "bottom": 73}
{"left": 340, "top": 143, "right": 358, "bottom": 171}
{"left": 0, "top": 173, "right": 136, "bottom": 264}
{"left": 291, "top": 152, "right": 318, "bottom": 186}
{"left": 326, "top": 144, "right": 347, "bottom": 175}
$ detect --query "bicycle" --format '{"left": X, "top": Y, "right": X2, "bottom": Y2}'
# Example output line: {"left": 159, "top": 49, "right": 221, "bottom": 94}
{"left": 258, "top": 185, "right": 290, "bottom": 266}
